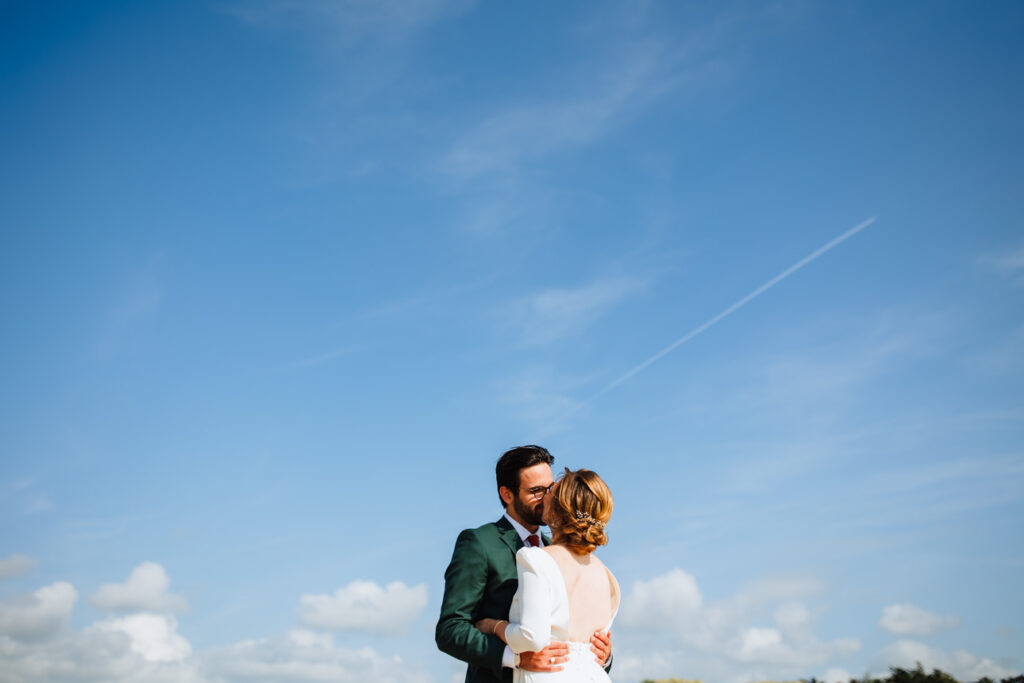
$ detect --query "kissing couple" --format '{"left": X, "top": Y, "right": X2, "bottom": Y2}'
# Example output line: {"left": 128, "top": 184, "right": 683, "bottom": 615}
{"left": 437, "top": 445, "right": 619, "bottom": 683}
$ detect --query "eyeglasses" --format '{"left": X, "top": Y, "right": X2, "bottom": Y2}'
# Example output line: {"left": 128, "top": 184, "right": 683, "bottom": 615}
{"left": 522, "top": 484, "right": 554, "bottom": 500}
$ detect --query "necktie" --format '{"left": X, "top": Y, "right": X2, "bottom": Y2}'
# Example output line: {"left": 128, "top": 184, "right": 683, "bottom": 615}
{"left": 526, "top": 534, "right": 540, "bottom": 547}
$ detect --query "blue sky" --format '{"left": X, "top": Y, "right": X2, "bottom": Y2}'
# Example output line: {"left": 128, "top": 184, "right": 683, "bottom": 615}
{"left": 1, "top": 1, "right": 1022, "bottom": 682}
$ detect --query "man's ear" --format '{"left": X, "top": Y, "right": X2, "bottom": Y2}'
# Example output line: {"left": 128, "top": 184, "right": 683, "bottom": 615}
{"left": 499, "top": 486, "right": 515, "bottom": 507}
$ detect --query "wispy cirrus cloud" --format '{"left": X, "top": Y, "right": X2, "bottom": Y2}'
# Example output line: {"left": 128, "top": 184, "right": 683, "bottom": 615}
{"left": 356, "top": 271, "right": 501, "bottom": 323}
{"left": 437, "top": 41, "right": 686, "bottom": 184}
{"left": 981, "top": 243, "right": 1024, "bottom": 286}
{"left": 829, "top": 450, "right": 1024, "bottom": 539}
{"left": 278, "top": 345, "right": 361, "bottom": 371}
{"left": 94, "top": 256, "right": 165, "bottom": 358}
{"left": 964, "top": 322, "right": 1024, "bottom": 375}
{"left": 225, "top": 0, "right": 471, "bottom": 44}
{"left": 579, "top": 217, "right": 878, "bottom": 410}
{"left": 870, "top": 453, "right": 1024, "bottom": 498}
{"left": 435, "top": 0, "right": 752, "bottom": 189}
{"left": 435, "top": 13, "right": 741, "bottom": 236}
{"left": 499, "top": 275, "right": 647, "bottom": 348}
{"left": 494, "top": 364, "right": 597, "bottom": 436}
{"left": 4, "top": 477, "right": 54, "bottom": 516}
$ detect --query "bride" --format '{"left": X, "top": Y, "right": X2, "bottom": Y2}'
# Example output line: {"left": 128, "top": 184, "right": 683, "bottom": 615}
{"left": 475, "top": 468, "right": 620, "bottom": 682}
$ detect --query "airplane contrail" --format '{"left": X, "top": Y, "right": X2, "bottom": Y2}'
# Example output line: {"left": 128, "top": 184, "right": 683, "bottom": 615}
{"left": 579, "top": 216, "right": 878, "bottom": 406}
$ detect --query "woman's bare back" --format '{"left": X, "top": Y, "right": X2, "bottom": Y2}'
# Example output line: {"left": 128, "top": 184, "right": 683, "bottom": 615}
{"left": 543, "top": 545, "right": 620, "bottom": 642}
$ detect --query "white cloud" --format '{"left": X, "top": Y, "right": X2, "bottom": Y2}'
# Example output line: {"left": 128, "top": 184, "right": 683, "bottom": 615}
{"left": 612, "top": 649, "right": 701, "bottom": 683}
{"left": 0, "top": 617, "right": 431, "bottom": 683}
{"left": 871, "top": 639, "right": 1019, "bottom": 681}
{"left": 0, "top": 596, "right": 430, "bottom": 683}
{"left": 617, "top": 568, "right": 858, "bottom": 682}
{"left": 775, "top": 601, "right": 813, "bottom": 631}
{"left": 824, "top": 667, "right": 853, "bottom": 683}
{"left": 91, "top": 613, "right": 192, "bottom": 663}
{"left": 0, "top": 554, "right": 36, "bottom": 580}
{"left": 0, "top": 581, "right": 77, "bottom": 640}
{"left": 0, "top": 617, "right": 204, "bottom": 683}
{"left": 501, "top": 276, "right": 646, "bottom": 347}
{"left": 736, "top": 628, "right": 859, "bottom": 669}
{"left": 90, "top": 562, "right": 187, "bottom": 614}
{"left": 619, "top": 568, "right": 703, "bottom": 631}
{"left": 737, "top": 626, "right": 783, "bottom": 661}
{"left": 204, "top": 629, "right": 434, "bottom": 683}
{"left": 0, "top": 567, "right": 437, "bottom": 683}
{"left": 879, "top": 603, "right": 961, "bottom": 636}
{"left": 296, "top": 580, "right": 427, "bottom": 635}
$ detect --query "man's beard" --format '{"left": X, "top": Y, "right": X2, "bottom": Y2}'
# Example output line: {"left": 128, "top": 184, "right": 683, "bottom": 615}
{"left": 512, "top": 496, "right": 544, "bottom": 527}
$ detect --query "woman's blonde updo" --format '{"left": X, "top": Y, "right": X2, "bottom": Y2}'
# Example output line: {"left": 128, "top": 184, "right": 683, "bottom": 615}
{"left": 548, "top": 468, "right": 613, "bottom": 555}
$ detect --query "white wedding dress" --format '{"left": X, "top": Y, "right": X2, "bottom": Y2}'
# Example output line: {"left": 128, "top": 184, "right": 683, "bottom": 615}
{"left": 505, "top": 546, "right": 620, "bottom": 683}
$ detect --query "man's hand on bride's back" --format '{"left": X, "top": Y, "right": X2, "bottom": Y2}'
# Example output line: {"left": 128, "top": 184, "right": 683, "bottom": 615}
{"left": 590, "top": 630, "right": 611, "bottom": 666}
{"left": 518, "top": 642, "right": 570, "bottom": 672}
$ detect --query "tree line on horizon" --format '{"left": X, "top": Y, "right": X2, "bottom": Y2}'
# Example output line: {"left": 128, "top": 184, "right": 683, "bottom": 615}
{"left": 642, "top": 664, "right": 1024, "bottom": 683}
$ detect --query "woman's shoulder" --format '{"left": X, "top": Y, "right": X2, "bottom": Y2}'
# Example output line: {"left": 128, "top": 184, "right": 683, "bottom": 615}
{"left": 515, "top": 545, "right": 552, "bottom": 562}
{"left": 515, "top": 546, "right": 560, "bottom": 574}
{"left": 587, "top": 553, "right": 616, "bottom": 579}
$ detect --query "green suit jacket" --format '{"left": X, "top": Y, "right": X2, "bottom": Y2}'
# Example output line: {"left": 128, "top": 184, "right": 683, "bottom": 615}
{"left": 436, "top": 517, "right": 542, "bottom": 683}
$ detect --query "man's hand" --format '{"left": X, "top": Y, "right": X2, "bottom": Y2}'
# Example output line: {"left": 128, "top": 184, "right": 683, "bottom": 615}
{"left": 518, "top": 641, "right": 570, "bottom": 672}
{"left": 590, "top": 630, "right": 611, "bottom": 666}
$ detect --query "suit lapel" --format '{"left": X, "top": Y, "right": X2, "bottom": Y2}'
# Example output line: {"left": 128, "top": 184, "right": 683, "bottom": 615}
{"left": 495, "top": 516, "right": 524, "bottom": 555}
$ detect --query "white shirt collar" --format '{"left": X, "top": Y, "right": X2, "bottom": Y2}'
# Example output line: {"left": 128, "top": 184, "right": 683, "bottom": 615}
{"left": 503, "top": 511, "right": 539, "bottom": 543}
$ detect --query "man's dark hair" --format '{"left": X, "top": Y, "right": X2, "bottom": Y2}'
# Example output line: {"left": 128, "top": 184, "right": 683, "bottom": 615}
{"left": 495, "top": 445, "right": 554, "bottom": 507}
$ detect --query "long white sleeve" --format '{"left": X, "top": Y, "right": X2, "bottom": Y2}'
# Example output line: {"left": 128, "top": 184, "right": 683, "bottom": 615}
{"left": 504, "top": 548, "right": 552, "bottom": 654}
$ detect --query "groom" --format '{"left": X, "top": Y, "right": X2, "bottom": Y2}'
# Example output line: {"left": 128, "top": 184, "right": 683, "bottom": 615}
{"left": 435, "top": 445, "right": 611, "bottom": 682}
